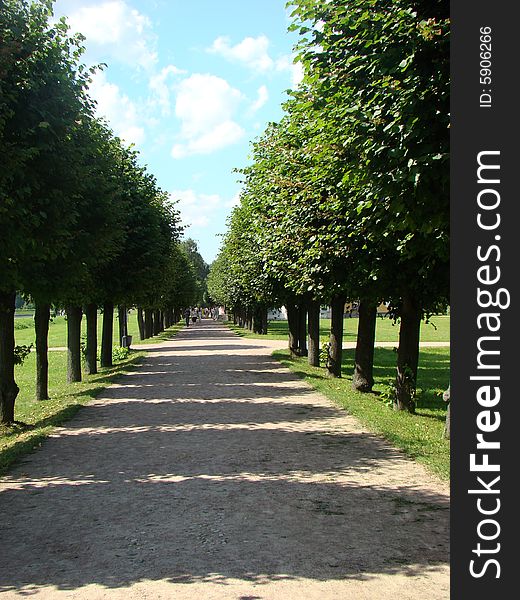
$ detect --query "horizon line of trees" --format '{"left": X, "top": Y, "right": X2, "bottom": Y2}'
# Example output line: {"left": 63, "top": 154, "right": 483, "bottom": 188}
{"left": 208, "top": 0, "right": 449, "bottom": 415}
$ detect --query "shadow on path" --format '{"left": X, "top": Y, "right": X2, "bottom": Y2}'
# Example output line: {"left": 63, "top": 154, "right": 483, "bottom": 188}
{"left": 0, "top": 319, "right": 449, "bottom": 596}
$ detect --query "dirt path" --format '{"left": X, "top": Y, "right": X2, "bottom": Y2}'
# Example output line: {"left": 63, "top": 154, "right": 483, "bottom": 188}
{"left": 0, "top": 320, "right": 449, "bottom": 599}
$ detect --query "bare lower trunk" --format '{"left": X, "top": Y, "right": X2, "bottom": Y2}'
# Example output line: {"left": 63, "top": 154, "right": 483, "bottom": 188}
{"left": 352, "top": 299, "right": 377, "bottom": 392}
{"left": 101, "top": 302, "right": 114, "bottom": 368}
{"left": 137, "top": 307, "right": 145, "bottom": 340}
{"left": 297, "top": 301, "right": 308, "bottom": 357}
{"left": 85, "top": 303, "right": 98, "bottom": 375}
{"left": 66, "top": 305, "right": 82, "bottom": 383}
{"left": 328, "top": 295, "right": 346, "bottom": 378}
{"left": 35, "top": 301, "right": 50, "bottom": 400}
{"left": 144, "top": 309, "right": 153, "bottom": 339}
{"left": 395, "top": 293, "right": 421, "bottom": 412}
{"left": 118, "top": 305, "right": 125, "bottom": 346}
{"left": 0, "top": 291, "right": 18, "bottom": 424}
{"left": 307, "top": 300, "right": 320, "bottom": 367}
{"left": 153, "top": 309, "right": 161, "bottom": 336}
{"left": 286, "top": 301, "right": 299, "bottom": 357}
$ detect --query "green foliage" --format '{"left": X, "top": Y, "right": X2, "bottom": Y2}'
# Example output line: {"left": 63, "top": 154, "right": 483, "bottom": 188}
{"left": 319, "top": 341, "right": 331, "bottom": 368}
{"left": 14, "top": 345, "right": 33, "bottom": 366}
{"left": 112, "top": 346, "right": 130, "bottom": 361}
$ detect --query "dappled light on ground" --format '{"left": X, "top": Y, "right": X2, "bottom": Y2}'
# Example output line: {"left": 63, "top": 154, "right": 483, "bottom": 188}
{"left": 0, "top": 319, "right": 449, "bottom": 599}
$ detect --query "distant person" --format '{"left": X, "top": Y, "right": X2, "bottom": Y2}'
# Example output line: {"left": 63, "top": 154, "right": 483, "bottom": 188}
{"left": 184, "top": 308, "right": 190, "bottom": 327}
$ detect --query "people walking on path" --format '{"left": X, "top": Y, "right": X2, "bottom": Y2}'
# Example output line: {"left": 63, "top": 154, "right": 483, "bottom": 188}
{"left": 184, "top": 307, "right": 190, "bottom": 327}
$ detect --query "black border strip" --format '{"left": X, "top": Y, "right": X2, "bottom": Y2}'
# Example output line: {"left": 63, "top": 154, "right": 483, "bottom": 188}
{"left": 451, "top": 1, "right": 518, "bottom": 596}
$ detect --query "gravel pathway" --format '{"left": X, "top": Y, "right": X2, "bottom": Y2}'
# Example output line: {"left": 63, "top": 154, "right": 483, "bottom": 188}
{"left": 0, "top": 319, "right": 449, "bottom": 599}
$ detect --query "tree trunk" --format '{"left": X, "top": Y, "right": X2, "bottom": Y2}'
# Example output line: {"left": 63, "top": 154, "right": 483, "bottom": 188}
{"left": 395, "top": 292, "right": 421, "bottom": 412}
{"left": 35, "top": 301, "right": 50, "bottom": 400}
{"left": 137, "top": 307, "right": 145, "bottom": 340}
{"left": 261, "top": 306, "right": 268, "bottom": 335}
{"left": 117, "top": 305, "right": 125, "bottom": 346}
{"left": 308, "top": 300, "right": 320, "bottom": 367}
{"left": 0, "top": 291, "right": 19, "bottom": 424}
{"left": 153, "top": 309, "right": 161, "bottom": 335}
{"left": 297, "top": 301, "right": 308, "bottom": 357}
{"left": 352, "top": 299, "right": 377, "bottom": 392}
{"left": 101, "top": 301, "right": 114, "bottom": 368}
{"left": 85, "top": 303, "right": 98, "bottom": 375}
{"left": 66, "top": 305, "right": 82, "bottom": 383}
{"left": 144, "top": 309, "right": 153, "bottom": 339}
{"left": 286, "top": 301, "right": 299, "bottom": 357}
{"left": 328, "top": 294, "right": 346, "bottom": 378}
{"left": 253, "top": 305, "right": 266, "bottom": 334}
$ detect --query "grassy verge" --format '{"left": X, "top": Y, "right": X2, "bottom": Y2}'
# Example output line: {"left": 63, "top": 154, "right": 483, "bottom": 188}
{"left": 14, "top": 310, "right": 182, "bottom": 348}
{"left": 227, "top": 314, "right": 449, "bottom": 343}
{"left": 0, "top": 350, "right": 145, "bottom": 476}
{"left": 272, "top": 346, "right": 450, "bottom": 481}
{"left": 134, "top": 322, "right": 185, "bottom": 345}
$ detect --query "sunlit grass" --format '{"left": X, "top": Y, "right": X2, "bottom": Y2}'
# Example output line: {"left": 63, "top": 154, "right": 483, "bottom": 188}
{"left": 15, "top": 310, "right": 182, "bottom": 348}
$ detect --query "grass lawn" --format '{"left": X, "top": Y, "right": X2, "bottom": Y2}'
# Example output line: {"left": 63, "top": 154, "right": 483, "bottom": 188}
{"left": 272, "top": 346, "right": 450, "bottom": 481}
{"left": 228, "top": 313, "right": 450, "bottom": 343}
{"left": 14, "top": 310, "right": 182, "bottom": 348}
{"left": 0, "top": 350, "right": 145, "bottom": 475}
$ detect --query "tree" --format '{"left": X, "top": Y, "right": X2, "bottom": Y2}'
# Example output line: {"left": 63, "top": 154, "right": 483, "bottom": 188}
{"left": 289, "top": 0, "right": 449, "bottom": 409}
{"left": 0, "top": 0, "right": 92, "bottom": 421}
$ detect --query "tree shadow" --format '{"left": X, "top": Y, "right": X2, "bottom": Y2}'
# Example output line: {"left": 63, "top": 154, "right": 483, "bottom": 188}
{"left": 0, "top": 329, "right": 449, "bottom": 595}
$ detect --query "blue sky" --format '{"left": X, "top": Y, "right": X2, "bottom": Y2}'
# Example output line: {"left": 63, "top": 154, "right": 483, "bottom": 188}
{"left": 52, "top": 0, "right": 302, "bottom": 264}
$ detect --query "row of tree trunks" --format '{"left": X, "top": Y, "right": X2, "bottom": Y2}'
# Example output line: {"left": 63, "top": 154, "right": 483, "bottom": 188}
{"left": 0, "top": 291, "right": 18, "bottom": 424}
{"left": 138, "top": 306, "right": 179, "bottom": 341}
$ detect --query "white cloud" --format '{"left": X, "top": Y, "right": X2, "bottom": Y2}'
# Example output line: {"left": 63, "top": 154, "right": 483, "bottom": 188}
{"left": 170, "top": 74, "right": 245, "bottom": 158}
{"left": 148, "top": 64, "right": 186, "bottom": 116}
{"left": 276, "top": 55, "right": 304, "bottom": 87}
{"left": 208, "top": 35, "right": 274, "bottom": 72}
{"left": 250, "top": 85, "right": 269, "bottom": 112}
{"left": 65, "top": 0, "right": 157, "bottom": 70}
{"left": 225, "top": 191, "right": 241, "bottom": 208}
{"left": 88, "top": 71, "right": 145, "bottom": 145}
{"left": 170, "top": 189, "right": 222, "bottom": 228}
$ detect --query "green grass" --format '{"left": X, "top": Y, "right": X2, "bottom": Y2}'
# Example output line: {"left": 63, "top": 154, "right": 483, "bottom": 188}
{"left": 272, "top": 346, "right": 450, "bottom": 481}
{"left": 14, "top": 310, "right": 180, "bottom": 348}
{"left": 0, "top": 350, "right": 145, "bottom": 475}
{"left": 136, "top": 322, "right": 185, "bottom": 345}
{"left": 228, "top": 314, "right": 450, "bottom": 343}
